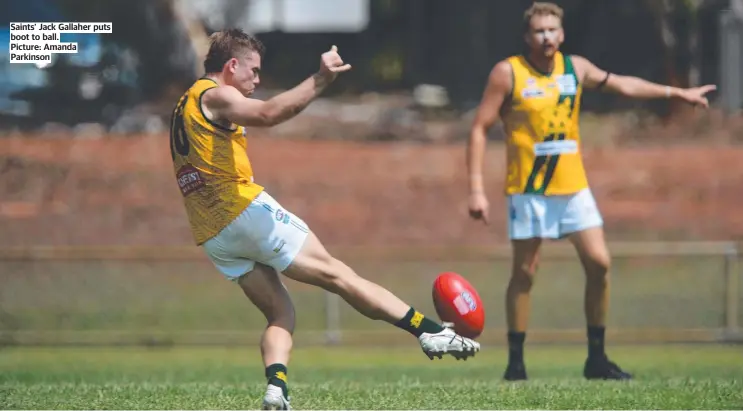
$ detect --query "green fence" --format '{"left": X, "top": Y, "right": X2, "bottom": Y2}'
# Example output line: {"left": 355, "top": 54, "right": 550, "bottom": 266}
{"left": 0, "top": 242, "right": 740, "bottom": 346}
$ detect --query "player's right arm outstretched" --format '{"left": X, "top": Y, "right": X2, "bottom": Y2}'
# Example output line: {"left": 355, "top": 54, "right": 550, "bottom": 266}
{"left": 206, "top": 45, "right": 352, "bottom": 128}
{"left": 466, "top": 61, "right": 513, "bottom": 225}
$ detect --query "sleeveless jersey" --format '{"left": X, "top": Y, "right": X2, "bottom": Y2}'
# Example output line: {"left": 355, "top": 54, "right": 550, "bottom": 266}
{"left": 170, "top": 77, "right": 264, "bottom": 245}
{"left": 501, "top": 51, "right": 589, "bottom": 196}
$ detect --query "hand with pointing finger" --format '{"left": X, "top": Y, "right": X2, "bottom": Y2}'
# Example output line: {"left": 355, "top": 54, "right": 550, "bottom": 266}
{"left": 468, "top": 192, "right": 490, "bottom": 225}
{"left": 674, "top": 84, "right": 717, "bottom": 108}
{"left": 318, "top": 45, "right": 352, "bottom": 82}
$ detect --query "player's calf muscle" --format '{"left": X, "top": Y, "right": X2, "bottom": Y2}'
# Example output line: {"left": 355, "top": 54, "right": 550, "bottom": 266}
{"left": 265, "top": 301, "right": 295, "bottom": 330}
{"left": 237, "top": 269, "right": 295, "bottom": 330}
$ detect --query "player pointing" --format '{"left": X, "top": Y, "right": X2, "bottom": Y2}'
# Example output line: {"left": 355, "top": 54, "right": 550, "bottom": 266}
{"left": 466, "top": 2, "right": 715, "bottom": 381}
{"left": 169, "top": 29, "right": 479, "bottom": 410}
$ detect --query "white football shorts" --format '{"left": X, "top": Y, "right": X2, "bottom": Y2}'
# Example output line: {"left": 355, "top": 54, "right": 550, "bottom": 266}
{"left": 507, "top": 188, "right": 603, "bottom": 240}
{"left": 201, "top": 191, "right": 309, "bottom": 281}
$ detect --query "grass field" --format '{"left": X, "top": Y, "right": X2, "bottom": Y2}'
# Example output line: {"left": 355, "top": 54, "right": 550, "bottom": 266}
{"left": 1, "top": 345, "right": 741, "bottom": 409}
{"left": 1, "top": 248, "right": 741, "bottom": 408}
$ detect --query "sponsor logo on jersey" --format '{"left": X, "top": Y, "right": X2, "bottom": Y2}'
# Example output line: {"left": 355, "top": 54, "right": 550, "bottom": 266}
{"left": 176, "top": 164, "right": 205, "bottom": 196}
{"left": 533, "top": 139, "right": 578, "bottom": 156}
{"left": 556, "top": 74, "right": 577, "bottom": 95}
{"left": 522, "top": 87, "right": 545, "bottom": 99}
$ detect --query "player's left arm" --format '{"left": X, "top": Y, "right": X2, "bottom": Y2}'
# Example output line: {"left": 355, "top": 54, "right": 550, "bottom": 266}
{"left": 571, "top": 55, "right": 717, "bottom": 108}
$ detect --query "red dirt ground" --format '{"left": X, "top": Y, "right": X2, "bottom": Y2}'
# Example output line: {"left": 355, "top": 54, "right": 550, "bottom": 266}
{"left": 1, "top": 134, "right": 742, "bottom": 247}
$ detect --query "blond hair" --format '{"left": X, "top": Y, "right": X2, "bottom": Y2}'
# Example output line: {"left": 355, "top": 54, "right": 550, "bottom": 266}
{"left": 523, "top": 2, "right": 564, "bottom": 32}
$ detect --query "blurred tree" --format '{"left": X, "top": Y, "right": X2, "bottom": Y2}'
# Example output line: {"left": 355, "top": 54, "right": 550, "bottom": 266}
{"left": 55, "top": 0, "right": 200, "bottom": 104}
{"left": 734, "top": 0, "right": 743, "bottom": 17}
{"left": 642, "top": 0, "right": 722, "bottom": 117}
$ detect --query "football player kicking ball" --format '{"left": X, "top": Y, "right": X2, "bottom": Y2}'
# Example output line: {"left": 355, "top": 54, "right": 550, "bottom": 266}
{"left": 168, "top": 29, "right": 479, "bottom": 410}
{"left": 466, "top": 2, "right": 715, "bottom": 381}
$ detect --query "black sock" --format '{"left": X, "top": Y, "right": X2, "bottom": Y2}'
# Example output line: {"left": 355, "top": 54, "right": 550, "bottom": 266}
{"left": 394, "top": 307, "right": 444, "bottom": 337}
{"left": 587, "top": 325, "right": 605, "bottom": 360}
{"left": 507, "top": 331, "right": 526, "bottom": 365}
{"left": 265, "top": 363, "right": 288, "bottom": 398}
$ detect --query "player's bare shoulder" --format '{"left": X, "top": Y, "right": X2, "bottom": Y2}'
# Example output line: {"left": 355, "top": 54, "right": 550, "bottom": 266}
{"left": 199, "top": 84, "right": 251, "bottom": 127}
{"left": 568, "top": 54, "right": 590, "bottom": 78}
{"left": 200, "top": 84, "right": 239, "bottom": 113}
{"left": 488, "top": 59, "right": 514, "bottom": 92}
{"left": 481, "top": 59, "right": 514, "bottom": 109}
{"left": 568, "top": 54, "right": 591, "bottom": 66}
{"left": 568, "top": 54, "right": 608, "bottom": 89}
{"left": 471, "top": 59, "right": 514, "bottom": 131}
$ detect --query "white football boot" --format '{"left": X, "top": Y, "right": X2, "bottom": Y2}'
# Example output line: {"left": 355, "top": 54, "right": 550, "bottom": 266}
{"left": 418, "top": 322, "right": 481, "bottom": 360}
{"left": 261, "top": 384, "right": 291, "bottom": 410}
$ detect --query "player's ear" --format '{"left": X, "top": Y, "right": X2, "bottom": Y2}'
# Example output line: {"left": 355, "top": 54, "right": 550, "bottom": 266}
{"left": 226, "top": 57, "right": 239, "bottom": 74}
{"left": 558, "top": 27, "right": 565, "bottom": 43}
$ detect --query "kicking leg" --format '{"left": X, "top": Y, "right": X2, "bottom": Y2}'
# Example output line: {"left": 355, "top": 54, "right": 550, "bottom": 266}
{"left": 237, "top": 263, "right": 295, "bottom": 409}
{"left": 282, "top": 231, "right": 480, "bottom": 360}
{"left": 568, "top": 226, "right": 631, "bottom": 380}
{"left": 503, "top": 238, "right": 541, "bottom": 381}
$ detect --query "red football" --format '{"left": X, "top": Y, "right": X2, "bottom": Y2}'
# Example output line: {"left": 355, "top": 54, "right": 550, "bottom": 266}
{"left": 432, "top": 272, "right": 485, "bottom": 339}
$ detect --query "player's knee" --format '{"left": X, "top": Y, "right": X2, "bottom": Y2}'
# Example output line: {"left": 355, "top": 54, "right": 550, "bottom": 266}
{"left": 321, "top": 258, "right": 359, "bottom": 294}
{"left": 511, "top": 261, "right": 537, "bottom": 289}
{"left": 305, "top": 251, "right": 352, "bottom": 293}
{"left": 584, "top": 253, "right": 611, "bottom": 280}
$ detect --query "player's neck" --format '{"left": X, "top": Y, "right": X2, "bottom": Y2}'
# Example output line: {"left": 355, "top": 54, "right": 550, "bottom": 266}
{"left": 204, "top": 73, "right": 226, "bottom": 86}
{"left": 526, "top": 51, "right": 556, "bottom": 75}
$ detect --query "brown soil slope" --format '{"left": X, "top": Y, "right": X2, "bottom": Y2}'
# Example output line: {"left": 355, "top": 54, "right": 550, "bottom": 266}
{"left": 1, "top": 135, "right": 741, "bottom": 246}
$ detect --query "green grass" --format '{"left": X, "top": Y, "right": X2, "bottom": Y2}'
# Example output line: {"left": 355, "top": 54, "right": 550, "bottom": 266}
{"left": 1, "top": 251, "right": 741, "bottom": 408}
{"left": 1, "top": 345, "right": 741, "bottom": 409}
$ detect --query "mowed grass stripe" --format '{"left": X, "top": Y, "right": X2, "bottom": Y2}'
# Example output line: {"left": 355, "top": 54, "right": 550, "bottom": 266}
{"left": 1, "top": 345, "right": 741, "bottom": 409}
